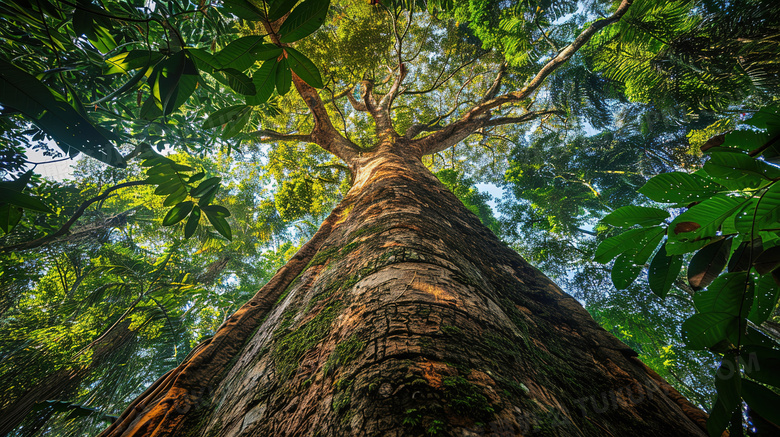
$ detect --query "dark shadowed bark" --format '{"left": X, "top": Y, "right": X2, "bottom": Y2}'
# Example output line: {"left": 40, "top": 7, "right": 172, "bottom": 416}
{"left": 99, "top": 141, "right": 710, "bottom": 436}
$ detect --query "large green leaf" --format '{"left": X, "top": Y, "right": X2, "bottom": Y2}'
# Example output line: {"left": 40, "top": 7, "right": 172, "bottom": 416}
{"left": 151, "top": 51, "right": 199, "bottom": 116}
{"left": 688, "top": 237, "right": 732, "bottom": 290}
{"left": 285, "top": 47, "right": 323, "bottom": 88}
{"left": 105, "top": 50, "right": 162, "bottom": 75}
{"left": 275, "top": 58, "right": 292, "bottom": 95}
{"left": 742, "top": 346, "right": 780, "bottom": 388}
{"left": 706, "top": 396, "right": 731, "bottom": 437}
{"left": 204, "top": 105, "right": 251, "bottom": 129}
{"left": 693, "top": 272, "right": 753, "bottom": 317}
{"left": 204, "top": 208, "right": 232, "bottom": 240}
{"left": 594, "top": 227, "right": 661, "bottom": 263}
{"left": 184, "top": 206, "right": 200, "bottom": 239}
{"left": 703, "top": 150, "right": 780, "bottom": 189}
{"left": 754, "top": 246, "right": 780, "bottom": 275}
{"left": 0, "top": 188, "right": 52, "bottom": 213}
{"left": 218, "top": 68, "right": 256, "bottom": 95}
{"left": 748, "top": 274, "right": 780, "bottom": 325}
{"left": 221, "top": 106, "right": 252, "bottom": 138}
{"left": 714, "top": 356, "right": 741, "bottom": 417}
{"left": 638, "top": 172, "right": 723, "bottom": 204}
{"left": 0, "top": 58, "right": 125, "bottom": 167}
{"left": 215, "top": 37, "right": 280, "bottom": 72}
{"left": 162, "top": 201, "right": 194, "bottom": 226}
{"left": 742, "top": 380, "right": 780, "bottom": 428}
{"left": 648, "top": 243, "right": 683, "bottom": 298}
{"left": 611, "top": 251, "right": 644, "bottom": 290}
{"left": 681, "top": 312, "right": 739, "bottom": 350}
{"left": 756, "top": 182, "right": 780, "bottom": 230}
{"left": 669, "top": 194, "right": 746, "bottom": 242}
{"left": 247, "top": 59, "right": 278, "bottom": 105}
{"left": 220, "top": 0, "right": 265, "bottom": 20}
{"left": 190, "top": 177, "right": 221, "bottom": 198}
{"left": 267, "top": 0, "right": 300, "bottom": 21}
{"left": 278, "top": 0, "right": 330, "bottom": 43}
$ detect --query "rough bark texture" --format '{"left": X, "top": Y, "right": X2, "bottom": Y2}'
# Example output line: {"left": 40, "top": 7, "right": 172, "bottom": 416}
{"left": 105, "top": 145, "right": 710, "bottom": 436}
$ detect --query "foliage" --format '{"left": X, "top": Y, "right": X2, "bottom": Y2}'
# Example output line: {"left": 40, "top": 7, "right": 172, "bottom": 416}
{"left": 589, "top": 0, "right": 780, "bottom": 111}
{"left": 595, "top": 105, "right": 780, "bottom": 435}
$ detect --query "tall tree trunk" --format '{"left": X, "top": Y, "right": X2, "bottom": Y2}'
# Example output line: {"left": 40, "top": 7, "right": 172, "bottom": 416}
{"left": 101, "top": 149, "right": 710, "bottom": 436}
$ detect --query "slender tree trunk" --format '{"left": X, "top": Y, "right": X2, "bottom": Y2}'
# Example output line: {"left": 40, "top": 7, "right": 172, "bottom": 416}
{"left": 101, "top": 148, "right": 710, "bottom": 436}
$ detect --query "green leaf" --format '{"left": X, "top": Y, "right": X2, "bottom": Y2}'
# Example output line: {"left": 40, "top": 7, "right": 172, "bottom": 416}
{"left": 720, "top": 129, "right": 773, "bottom": 152}
{"left": 681, "top": 312, "right": 739, "bottom": 350}
{"left": 742, "top": 346, "right": 780, "bottom": 388}
{"left": 611, "top": 251, "right": 643, "bottom": 290}
{"left": 186, "top": 48, "right": 221, "bottom": 73}
{"left": 267, "top": 0, "right": 300, "bottom": 21}
{"left": 204, "top": 105, "right": 251, "bottom": 129}
{"left": 285, "top": 47, "right": 323, "bottom": 88}
{"left": 163, "top": 186, "right": 188, "bottom": 207}
{"left": 221, "top": 106, "right": 251, "bottom": 139}
{"left": 220, "top": 0, "right": 265, "bottom": 20}
{"left": 275, "top": 58, "right": 292, "bottom": 95}
{"left": 215, "top": 37, "right": 280, "bottom": 71}
{"left": 190, "top": 177, "right": 221, "bottom": 198}
{"left": 706, "top": 397, "right": 730, "bottom": 437}
{"left": 0, "top": 203, "right": 23, "bottom": 234}
{"left": 162, "top": 201, "right": 194, "bottom": 226}
{"left": 154, "top": 179, "right": 184, "bottom": 196}
{"left": 638, "top": 172, "right": 723, "bottom": 204}
{"left": 756, "top": 182, "right": 780, "bottom": 230}
{"left": 694, "top": 272, "right": 753, "bottom": 317}
{"left": 754, "top": 246, "right": 780, "bottom": 275}
{"left": 728, "top": 238, "right": 763, "bottom": 273}
{"left": 198, "top": 185, "right": 219, "bottom": 206}
{"left": 248, "top": 59, "right": 278, "bottom": 105}
{"left": 601, "top": 205, "right": 670, "bottom": 228}
{"left": 105, "top": 50, "right": 162, "bottom": 75}
{"left": 200, "top": 205, "right": 231, "bottom": 217}
{"left": 218, "top": 68, "right": 257, "bottom": 95}
{"left": 703, "top": 150, "right": 780, "bottom": 189}
{"left": 742, "top": 380, "right": 780, "bottom": 427}
{"left": 278, "top": 0, "right": 330, "bottom": 43}
{"left": 204, "top": 208, "right": 232, "bottom": 240}
{"left": 669, "top": 194, "right": 746, "bottom": 242}
{"left": 648, "top": 243, "right": 683, "bottom": 298}
{"left": 688, "top": 237, "right": 733, "bottom": 290}
{"left": 151, "top": 51, "right": 199, "bottom": 115}
{"left": 0, "top": 58, "right": 126, "bottom": 167}
{"left": 0, "top": 188, "right": 52, "bottom": 213}
{"left": 714, "top": 355, "right": 741, "bottom": 416}
{"left": 748, "top": 274, "right": 780, "bottom": 325}
{"left": 184, "top": 206, "right": 200, "bottom": 239}
{"left": 594, "top": 227, "right": 661, "bottom": 264}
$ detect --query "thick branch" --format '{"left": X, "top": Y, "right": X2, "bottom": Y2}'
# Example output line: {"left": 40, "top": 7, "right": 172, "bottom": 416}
{"left": 412, "top": 0, "right": 633, "bottom": 156}
{"left": 262, "top": 20, "right": 360, "bottom": 163}
{"left": 0, "top": 181, "right": 148, "bottom": 253}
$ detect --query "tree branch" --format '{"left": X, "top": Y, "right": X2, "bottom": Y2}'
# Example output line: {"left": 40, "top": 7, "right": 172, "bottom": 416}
{"left": 1, "top": 181, "right": 148, "bottom": 253}
{"left": 411, "top": 0, "right": 634, "bottom": 156}
{"left": 262, "top": 20, "right": 361, "bottom": 163}
{"left": 250, "top": 129, "right": 313, "bottom": 143}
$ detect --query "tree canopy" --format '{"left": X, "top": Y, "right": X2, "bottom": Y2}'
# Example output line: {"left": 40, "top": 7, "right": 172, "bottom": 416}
{"left": 1, "top": 0, "right": 780, "bottom": 435}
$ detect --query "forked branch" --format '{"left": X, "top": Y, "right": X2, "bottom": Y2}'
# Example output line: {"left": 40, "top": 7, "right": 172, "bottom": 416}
{"left": 412, "top": 0, "right": 634, "bottom": 157}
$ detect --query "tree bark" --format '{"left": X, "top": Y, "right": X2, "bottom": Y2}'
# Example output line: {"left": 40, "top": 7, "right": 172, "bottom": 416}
{"left": 100, "top": 145, "right": 710, "bottom": 436}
